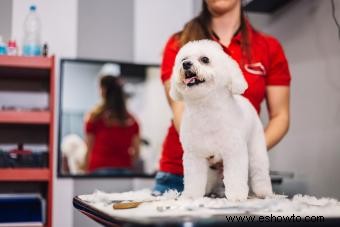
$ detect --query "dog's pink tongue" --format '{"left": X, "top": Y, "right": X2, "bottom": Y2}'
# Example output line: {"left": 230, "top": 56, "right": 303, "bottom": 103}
{"left": 184, "top": 77, "right": 195, "bottom": 85}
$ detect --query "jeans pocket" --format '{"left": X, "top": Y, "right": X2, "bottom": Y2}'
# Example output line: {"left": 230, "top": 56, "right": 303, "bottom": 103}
{"left": 155, "top": 172, "right": 170, "bottom": 184}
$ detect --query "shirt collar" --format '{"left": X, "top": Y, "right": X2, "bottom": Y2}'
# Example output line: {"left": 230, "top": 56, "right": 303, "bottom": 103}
{"left": 210, "top": 17, "right": 254, "bottom": 44}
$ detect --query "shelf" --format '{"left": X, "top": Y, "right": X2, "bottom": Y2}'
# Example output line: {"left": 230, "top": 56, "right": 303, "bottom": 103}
{"left": 0, "top": 111, "right": 50, "bottom": 125}
{"left": 0, "top": 168, "right": 49, "bottom": 181}
{"left": 0, "top": 55, "right": 54, "bottom": 227}
{"left": 0, "top": 56, "right": 53, "bottom": 69}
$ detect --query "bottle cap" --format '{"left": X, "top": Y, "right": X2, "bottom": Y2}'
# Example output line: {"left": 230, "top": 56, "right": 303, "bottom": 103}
{"left": 30, "top": 5, "right": 37, "bottom": 11}
{"left": 8, "top": 40, "right": 17, "bottom": 48}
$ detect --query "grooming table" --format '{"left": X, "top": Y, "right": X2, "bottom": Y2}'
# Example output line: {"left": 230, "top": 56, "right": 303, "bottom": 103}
{"left": 74, "top": 196, "right": 235, "bottom": 227}
{"left": 74, "top": 190, "right": 340, "bottom": 227}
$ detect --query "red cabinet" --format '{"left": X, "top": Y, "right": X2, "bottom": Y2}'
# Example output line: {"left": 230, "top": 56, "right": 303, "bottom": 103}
{"left": 0, "top": 55, "right": 55, "bottom": 227}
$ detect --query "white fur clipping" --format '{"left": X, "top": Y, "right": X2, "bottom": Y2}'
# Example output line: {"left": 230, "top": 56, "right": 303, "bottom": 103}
{"left": 79, "top": 189, "right": 340, "bottom": 218}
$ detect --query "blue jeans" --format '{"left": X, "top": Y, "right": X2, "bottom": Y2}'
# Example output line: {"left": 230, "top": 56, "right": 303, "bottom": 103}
{"left": 90, "top": 167, "right": 133, "bottom": 176}
{"left": 153, "top": 171, "right": 184, "bottom": 195}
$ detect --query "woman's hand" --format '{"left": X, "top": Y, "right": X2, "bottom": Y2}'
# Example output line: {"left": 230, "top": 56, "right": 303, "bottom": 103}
{"left": 83, "top": 113, "right": 94, "bottom": 172}
{"left": 130, "top": 135, "right": 140, "bottom": 162}
{"left": 83, "top": 133, "right": 94, "bottom": 172}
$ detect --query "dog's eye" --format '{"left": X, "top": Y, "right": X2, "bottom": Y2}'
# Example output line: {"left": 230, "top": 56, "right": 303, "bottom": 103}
{"left": 200, "top": 56, "right": 210, "bottom": 64}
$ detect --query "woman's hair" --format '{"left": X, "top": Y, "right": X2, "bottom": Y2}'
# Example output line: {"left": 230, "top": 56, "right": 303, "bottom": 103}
{"left": 177, "top": 1, "right": 251, "bottom": 63}
{"left": 90, "top": 75, "right": 128, "bottom": 125}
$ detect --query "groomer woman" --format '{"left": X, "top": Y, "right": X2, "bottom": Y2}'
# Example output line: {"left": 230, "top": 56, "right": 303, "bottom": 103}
{"left": 154, "top": 0, "right": 291, "bottom": 193}
{"left": 84, "top": 68, "right": 140, "bottom": 175}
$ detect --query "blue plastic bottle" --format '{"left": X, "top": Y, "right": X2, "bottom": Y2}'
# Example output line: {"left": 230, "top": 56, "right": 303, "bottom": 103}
{"left": 22, "top": 5, "right": 42, "bottom": 56}
{"left": 0, "top": 36, "right": 7, "bottom": 55}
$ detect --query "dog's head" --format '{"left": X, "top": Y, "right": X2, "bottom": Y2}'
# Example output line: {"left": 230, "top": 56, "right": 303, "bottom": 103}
{"left": 170, "top": 39, "right": 248, "bottom": 101}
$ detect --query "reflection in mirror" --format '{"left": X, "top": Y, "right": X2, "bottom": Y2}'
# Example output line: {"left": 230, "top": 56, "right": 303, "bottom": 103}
{"left": 58, "top": 59, "right": 171, "bottom": 177}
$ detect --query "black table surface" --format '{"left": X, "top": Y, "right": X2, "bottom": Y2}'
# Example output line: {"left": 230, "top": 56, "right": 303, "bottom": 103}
{"left": 73, "top": 196, "right": 340, "bottom": 227}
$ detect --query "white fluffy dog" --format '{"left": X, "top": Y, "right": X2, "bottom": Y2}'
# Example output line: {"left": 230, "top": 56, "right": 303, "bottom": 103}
{"left": 170, "top": 40, "right": 273, "bottom": 201}
{"left": 61, "top": 134, "right": 87, "bottom": 174}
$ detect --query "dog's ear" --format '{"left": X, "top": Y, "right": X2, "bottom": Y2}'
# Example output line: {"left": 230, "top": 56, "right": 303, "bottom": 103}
{"left": 227, "top": 60, "right": 248, "bottom": 95}
{"left": 169, "top": 72, "right": 183, "bottom": 101}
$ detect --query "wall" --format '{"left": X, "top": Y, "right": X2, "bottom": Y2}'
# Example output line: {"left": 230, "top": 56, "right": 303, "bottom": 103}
{"left": 0, "top": 0, "right": 12, "bottom": 41}
{"left": 133, "top": 0, "right": 193, "bottom": 64}
{"left": 11, "top": 0, "right": 78, "bottom": 58}
{"left": 248, "top": 0, "right": 340, "bottom": 198}
{"left": 77, "top": 0, "right": 134, "bottom": 61}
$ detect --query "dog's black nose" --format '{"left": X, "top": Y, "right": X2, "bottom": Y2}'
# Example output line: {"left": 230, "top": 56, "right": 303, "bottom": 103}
{"left": 182, "top": 61, "right": 192, "bottom": 70}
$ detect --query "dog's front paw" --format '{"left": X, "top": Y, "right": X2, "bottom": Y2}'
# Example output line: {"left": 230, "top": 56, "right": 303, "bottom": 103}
{"left": 225, "top": 187, "right": 248, "bottom": 202}
{"left": 252, "top": 184, "right": 273, "bottom": 199}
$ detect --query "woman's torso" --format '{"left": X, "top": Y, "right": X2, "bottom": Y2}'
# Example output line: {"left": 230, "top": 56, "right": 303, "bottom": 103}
{"left": 87, "top": 114, "right": 139, "bottom": 171}
{"left": 159, "top": 25, "right": 291, "bottom": 176}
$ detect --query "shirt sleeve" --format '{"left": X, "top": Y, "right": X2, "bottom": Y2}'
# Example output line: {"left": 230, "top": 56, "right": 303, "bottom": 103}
{"left": 160, "top": 35, "right": 180, "bottom": 83}
{"left": 132, "top": 120, "right": 140, "bottom": 135}
{"left": 266, "top": 37, "right": 291, "bottom": 86}
{"left": 85, "top": 119, "right": 97, "bottom": 134}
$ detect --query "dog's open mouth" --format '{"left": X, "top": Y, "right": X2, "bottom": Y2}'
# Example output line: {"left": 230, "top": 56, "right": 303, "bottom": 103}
{"left": 183, "top": 71, "right": 205, "bottom": 87}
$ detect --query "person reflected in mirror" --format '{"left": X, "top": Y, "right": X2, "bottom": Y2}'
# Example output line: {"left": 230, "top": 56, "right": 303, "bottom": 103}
{"left": 84, "top": 66, "right": 140, "bottom": 175}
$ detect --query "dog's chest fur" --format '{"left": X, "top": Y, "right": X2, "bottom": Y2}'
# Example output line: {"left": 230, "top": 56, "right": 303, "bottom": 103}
{"left": 180, "top": 94, "right": 248, "bottom": 160}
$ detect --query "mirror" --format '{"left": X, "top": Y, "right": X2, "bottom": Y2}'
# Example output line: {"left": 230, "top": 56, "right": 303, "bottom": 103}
{"left": 58, "top": 59, "right": 172, "bottom": 177}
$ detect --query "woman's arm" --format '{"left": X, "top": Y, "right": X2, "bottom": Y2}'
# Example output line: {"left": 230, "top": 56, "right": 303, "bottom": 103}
{"left": 130, "top": 134, "right": 140, "bottom": 161}
{"left": 83, "top": 112, "right": 95, "bottom": 172}
{"left": 265, "top": 86, "right": 290, "bottom": 150}
{"left": 164, "top": 80, "right": 184, "bottom": 132}
{"left": 83, "top": 133, "right": 94, "bottom": 171}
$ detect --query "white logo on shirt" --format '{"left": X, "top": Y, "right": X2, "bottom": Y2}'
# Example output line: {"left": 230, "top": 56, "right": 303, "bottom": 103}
{"left": 244, "top": 62, "right": 266, "bottom": 76}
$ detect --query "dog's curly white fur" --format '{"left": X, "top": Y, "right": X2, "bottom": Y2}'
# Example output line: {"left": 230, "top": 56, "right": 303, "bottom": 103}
{"left": 61, "top": 134, "right": 87, "bottom": 174}
{"left": 170, "top": 40, "right": 273, "bottom": 201}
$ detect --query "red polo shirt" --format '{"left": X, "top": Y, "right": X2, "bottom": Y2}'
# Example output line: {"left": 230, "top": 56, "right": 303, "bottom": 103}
{"left": 159, "top": 23, "right": 291, "bottom": 176}
{"left": 85, "top": 116, "right": 139, "bottom": 172}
